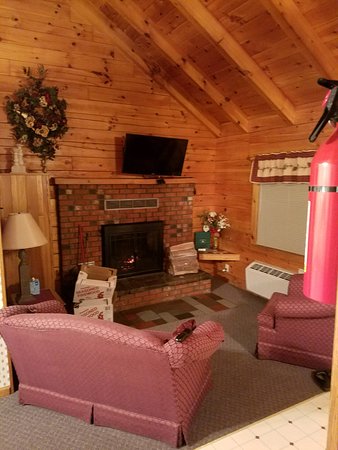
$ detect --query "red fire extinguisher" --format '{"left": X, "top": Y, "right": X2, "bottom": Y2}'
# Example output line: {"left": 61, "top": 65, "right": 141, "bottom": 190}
{"left": 304, "top": 79, "right": 338, "bottom": 305}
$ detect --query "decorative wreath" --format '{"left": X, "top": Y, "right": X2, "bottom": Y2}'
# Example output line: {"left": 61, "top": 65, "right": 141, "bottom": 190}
{"left": 5, "top": 65, "right": 68, "bottom": 165}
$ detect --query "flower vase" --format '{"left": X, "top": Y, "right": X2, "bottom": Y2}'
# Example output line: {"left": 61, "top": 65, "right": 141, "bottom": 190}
{"left": 210, "top": 230, "right": 220, "bottom": 250}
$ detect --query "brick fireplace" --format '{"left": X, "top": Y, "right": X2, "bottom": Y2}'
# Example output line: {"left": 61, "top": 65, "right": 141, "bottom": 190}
{"left": 55, "top": 179, "right": 211, "bottom": 311}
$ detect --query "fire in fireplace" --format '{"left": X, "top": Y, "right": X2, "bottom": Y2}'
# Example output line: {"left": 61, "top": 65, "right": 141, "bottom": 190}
{"left": 101, "top": 221, "right": 164, "bottom": 278}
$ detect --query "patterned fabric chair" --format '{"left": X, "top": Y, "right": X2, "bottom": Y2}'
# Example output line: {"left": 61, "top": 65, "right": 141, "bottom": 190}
{"left": 256, "top": 274, "right": 335, "bottom": 370}
{"left": 0, "top": 310, "right": 224, "bottom": 447}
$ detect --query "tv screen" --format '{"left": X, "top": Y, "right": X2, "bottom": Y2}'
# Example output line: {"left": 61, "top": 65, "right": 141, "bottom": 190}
{"left": 122, "top": 133, "right": 188, "bottom": 176}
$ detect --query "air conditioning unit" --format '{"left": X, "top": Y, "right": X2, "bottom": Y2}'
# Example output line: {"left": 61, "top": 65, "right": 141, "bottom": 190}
{"left": 245, "top": 261, "right": 295, "bottom": 299}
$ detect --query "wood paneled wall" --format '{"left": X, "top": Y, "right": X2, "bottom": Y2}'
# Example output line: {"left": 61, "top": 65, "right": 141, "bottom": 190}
{"left": 0, "top": 0, "right": 217, "bottom": 225}
{"left": 0, "top": 0, "right": 333, "bottom": 289}
{"left": 214, "top": 122, "right": 330, "bottom": 287}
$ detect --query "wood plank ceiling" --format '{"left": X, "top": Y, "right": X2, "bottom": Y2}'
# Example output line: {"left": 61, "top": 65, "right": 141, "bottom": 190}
{"left": 75, "top": 0, "right": 338, "bottom": 137}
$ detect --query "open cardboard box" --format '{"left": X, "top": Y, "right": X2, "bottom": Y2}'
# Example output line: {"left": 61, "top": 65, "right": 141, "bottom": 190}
{"left": 73, "top": 297, "right": 114, "bottom": 321}
{"left": 73, "top": 264, "right": 117, "bottom": 304}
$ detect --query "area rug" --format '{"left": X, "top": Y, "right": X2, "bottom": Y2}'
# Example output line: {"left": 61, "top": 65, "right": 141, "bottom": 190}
{"left": 0, "top": 290, "right": 321, "bottom": 450}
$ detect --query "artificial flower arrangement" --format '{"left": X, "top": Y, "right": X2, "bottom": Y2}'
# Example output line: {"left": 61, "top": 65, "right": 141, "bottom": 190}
{"left": 4, "top": 65, "right": 68, "bottom": 172}
{"left": 199, "top": 210, "right": 231, "bottom": 233}
{"left": 199, "top": 210, "right": 230, "bottom": 250}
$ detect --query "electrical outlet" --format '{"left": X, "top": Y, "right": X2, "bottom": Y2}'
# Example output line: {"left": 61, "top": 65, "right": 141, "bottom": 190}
{"left": 223, "top": 263, "right": 230, "bottom": 273}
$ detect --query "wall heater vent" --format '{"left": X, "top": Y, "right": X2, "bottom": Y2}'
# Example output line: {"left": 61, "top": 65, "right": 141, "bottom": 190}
{"left": 245, "top": 261, "right": 294, "bottom": 299}
{"left": 104, "top": 198, "right": 159, "bottom": 211}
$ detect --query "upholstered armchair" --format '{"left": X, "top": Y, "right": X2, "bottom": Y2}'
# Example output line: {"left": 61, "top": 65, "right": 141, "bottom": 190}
{"left": 256, "top": 274, "right": 335, "bottom": 370}
{"left": 0, "top": 309, "right": 224, "bottom": 447}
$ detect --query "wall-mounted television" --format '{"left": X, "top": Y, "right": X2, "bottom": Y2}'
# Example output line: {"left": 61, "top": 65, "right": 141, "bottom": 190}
{"left": 122, "top": 133, "right": 188, "bottom": 176}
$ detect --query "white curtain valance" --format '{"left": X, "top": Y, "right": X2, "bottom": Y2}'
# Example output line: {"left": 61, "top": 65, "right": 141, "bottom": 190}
{"left": 250, "top": 150, "right": 316, "bottom": 183}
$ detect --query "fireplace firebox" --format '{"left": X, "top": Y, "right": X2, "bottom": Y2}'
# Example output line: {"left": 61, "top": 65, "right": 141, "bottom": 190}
{"left": 101, "top": 221, "right": 164, "bottom": 278}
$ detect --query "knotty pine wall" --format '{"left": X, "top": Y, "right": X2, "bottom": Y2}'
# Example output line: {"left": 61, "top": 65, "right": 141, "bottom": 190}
{"left": 0, "top": 0, "right": 329, "bottom": 291}
{"left": 0, "top": 0, "right": 217, "bottom": 224}
{"left": 214, "top": 121, "right": 331, "bottom": 288}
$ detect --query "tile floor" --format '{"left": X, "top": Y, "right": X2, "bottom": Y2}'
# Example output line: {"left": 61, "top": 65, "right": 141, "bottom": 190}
{"left": 198, "top": 392, "right": 330, "bottom": 450}
{"left": 114, "top": 292, "right": 237, "bottom": 329}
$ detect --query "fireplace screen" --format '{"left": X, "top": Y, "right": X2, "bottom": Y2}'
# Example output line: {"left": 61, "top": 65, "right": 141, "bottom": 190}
{"left": 101, "top": 221, "right": 164, "bottom": 278}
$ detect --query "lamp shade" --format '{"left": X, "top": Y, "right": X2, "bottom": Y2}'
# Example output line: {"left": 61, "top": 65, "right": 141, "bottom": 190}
{"left": 2, "top": 212, "right": 48, "bottom": 250}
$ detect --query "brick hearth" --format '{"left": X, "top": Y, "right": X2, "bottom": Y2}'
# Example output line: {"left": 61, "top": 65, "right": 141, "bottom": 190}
{"left": 55, "top": 179, "right": 211, "bottom": 310}
{"left": 115, "top": 271, "right": 212, "bottom": 312}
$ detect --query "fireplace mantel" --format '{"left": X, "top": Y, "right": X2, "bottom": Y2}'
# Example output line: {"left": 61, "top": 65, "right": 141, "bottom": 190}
{"left": 54, "top": 176, "right": 195, "bottom": 185}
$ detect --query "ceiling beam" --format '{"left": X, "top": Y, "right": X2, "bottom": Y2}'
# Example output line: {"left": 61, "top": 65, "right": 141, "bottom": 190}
{"left": 103, "top": 0, "right": 250, "bottom": 132}
{"left": 72, "top": 0, "right": 222, "bottom": 137}
{"left": 259, "top": 0, "right": 337, "bottom": 79}
{"left": 170, "top": 0, "right": 297, "bottom": 125}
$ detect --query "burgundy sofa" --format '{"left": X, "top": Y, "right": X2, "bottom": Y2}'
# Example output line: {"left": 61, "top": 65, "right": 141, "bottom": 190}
{"left": 0, "top": 305, "right": 224, "bottom": 447}
{"left": 257, "top": 274, "right": 335, "bottom": 370}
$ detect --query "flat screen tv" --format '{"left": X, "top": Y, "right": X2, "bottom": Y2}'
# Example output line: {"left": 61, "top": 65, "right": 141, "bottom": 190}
{"left": 122, "top": 133, "right": 188, "bottom": 176}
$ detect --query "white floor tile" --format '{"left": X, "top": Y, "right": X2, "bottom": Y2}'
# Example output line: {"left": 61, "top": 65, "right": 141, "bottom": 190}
{"left": 264, "top": 413, "right": 290, "bottom": 430}
{"left": 280, "top": 406, "right": 306, "bottom": 422}
{"left": 197, "top": 393, "right": 330, "bottom": 450}
{"left": 292, "top": 415, "right": 322, "bottom": 434}
{"left": 211, "top": 435, "right": 239, "bottom": 449}
{"left": 246, "top": 420, "right": 273, "bottom": 436}
{"left": 258, "top": 429, "right": 290, "bottom": 449}
{"left": 293, "top": 435, "right": 325, "bottom": 450}
{"left": 197, "top": 444, "right": 217, "bottom": 450}
{"left": 230, "top": 427, "right": 256, "bottom": 445}
{"left": 275, "top": 422, "right": 307, "bottom": 442}
{"left": 240, "top": 438, "right": 270, "bottom": 449}
{"left": 308, "top": 408, "right": 329, "bottom": 427}
{"left": 309, "top": 427, "right": 328, "bottom": 447}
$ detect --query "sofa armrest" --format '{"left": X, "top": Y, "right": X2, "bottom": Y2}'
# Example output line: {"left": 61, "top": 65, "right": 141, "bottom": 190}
{"left": 164, "top": 321, "right": 224, "bottom": 368}
{"left": 287, "top": 274, "right": 305, "bottom": 296}
{"left": 272, "top": 293, "right": 335, "bottom": 319}
{"left": 0, "top": 300, "right": 66, "bottom": 324}
{"left": 257, "top": 297, "right": 277, "bottom": 329}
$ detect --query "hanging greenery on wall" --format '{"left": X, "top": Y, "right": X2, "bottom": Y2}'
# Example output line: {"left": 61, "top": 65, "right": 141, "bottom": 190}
{"left": 4, "top": 65, "right": 68, "bottom": 172}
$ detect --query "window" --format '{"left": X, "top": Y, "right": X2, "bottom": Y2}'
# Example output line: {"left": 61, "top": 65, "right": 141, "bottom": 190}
{"left": 255, "top": 183, "right": 308, "bottom": 255}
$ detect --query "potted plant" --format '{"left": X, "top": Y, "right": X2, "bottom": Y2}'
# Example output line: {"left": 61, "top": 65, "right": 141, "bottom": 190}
{"left": 4, "top": 65, "right": 68, "bottom": 172}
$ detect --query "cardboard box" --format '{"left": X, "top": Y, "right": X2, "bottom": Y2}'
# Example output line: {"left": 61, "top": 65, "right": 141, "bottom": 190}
{"left": 73, "top": 298, "right": 114, "bottom": 321}
{"left": 73, "top": 264, "right": 117, "bottom": 303}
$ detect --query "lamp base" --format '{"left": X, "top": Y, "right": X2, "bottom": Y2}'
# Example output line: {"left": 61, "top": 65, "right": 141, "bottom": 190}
{"left": 18, "top": 248, "right": 32, "bottom": 299}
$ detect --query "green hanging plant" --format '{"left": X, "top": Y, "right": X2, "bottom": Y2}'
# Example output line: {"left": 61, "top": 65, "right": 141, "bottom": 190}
{"left": 4, "top": 65, "right": 68, "bottom": 172}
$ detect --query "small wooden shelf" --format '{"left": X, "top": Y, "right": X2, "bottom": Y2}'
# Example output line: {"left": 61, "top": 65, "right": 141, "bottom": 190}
{"left": 198, "top": 250, "right": 240, "bottom": 261}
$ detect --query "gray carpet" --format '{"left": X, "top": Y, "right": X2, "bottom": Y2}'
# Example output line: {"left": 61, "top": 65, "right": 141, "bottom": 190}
{"left": 0, "top": 284, "right": 321, "bottom": 449}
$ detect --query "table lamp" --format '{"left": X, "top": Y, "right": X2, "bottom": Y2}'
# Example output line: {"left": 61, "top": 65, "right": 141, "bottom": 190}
{"left": 2, "top": 212, "right": 48, "bottom": 303}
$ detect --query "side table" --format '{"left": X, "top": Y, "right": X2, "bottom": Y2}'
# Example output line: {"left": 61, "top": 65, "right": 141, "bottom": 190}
{"left": 10, "top": 288, "right": 65, "bottom": 306}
